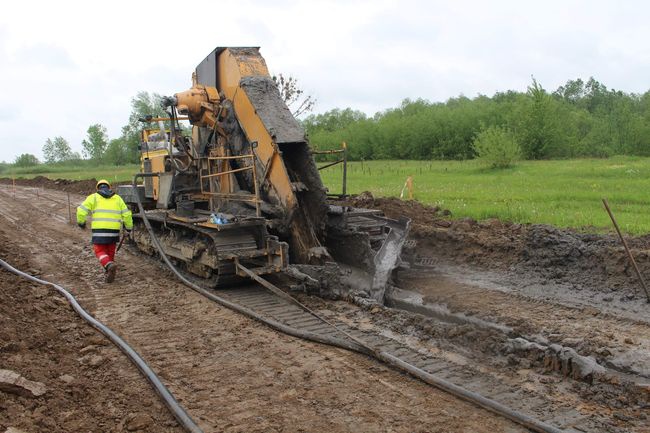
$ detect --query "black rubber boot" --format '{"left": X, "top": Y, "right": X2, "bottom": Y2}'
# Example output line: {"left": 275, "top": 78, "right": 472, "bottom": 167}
{"left": 105, "top": 262, "right": 117, "bottom": 283}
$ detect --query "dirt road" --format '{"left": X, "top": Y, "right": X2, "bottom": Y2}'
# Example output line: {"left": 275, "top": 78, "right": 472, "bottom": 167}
{"left": 0, "top": 231, "right": 182, "bottom": 433}
{"left": 0, "top": 184, "right": 527, "bottom": 432}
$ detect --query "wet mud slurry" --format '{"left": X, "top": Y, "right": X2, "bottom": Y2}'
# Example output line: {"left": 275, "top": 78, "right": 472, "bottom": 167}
{"left": 0, "top": 183, "right": 527, "bottom": 433}
{"left": 337, "top": 192, "right": 650, "bottom": 432}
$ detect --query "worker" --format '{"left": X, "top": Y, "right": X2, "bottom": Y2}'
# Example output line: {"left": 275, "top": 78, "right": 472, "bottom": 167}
{"left": 77, "top": 179, "right": 133, "bottom": 282}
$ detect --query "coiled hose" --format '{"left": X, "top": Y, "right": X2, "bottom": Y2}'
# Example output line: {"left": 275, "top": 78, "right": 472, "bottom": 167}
{"left": 132, "top": 173, "right": 564, "bottom": 433}
{"left": 0, "top": 258, "right": 203, "bottom": 433}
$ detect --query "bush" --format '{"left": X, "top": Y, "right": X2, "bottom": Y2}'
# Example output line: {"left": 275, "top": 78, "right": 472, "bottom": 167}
{"left": 472, "top": 125, "right": 521, "bottom": 168}
{"left": 14, "top": 153, "right": 40, "bottom": 167}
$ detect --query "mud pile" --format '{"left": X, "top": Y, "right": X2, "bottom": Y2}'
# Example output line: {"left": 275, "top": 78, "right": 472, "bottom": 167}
{"left": 341, "top": 192, "right": 650, "bottom": 294}
{"left": 0, "top": 231, "right": 181, "bottom": 432}
{"left": 336, "top": 191, "right": 453, "bottom": 235}
{"left": 0, "top": 176, "right": 99, "bottom": 195}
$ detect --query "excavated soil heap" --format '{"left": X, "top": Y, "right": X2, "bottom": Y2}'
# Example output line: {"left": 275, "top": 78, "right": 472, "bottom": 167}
{"left": 340, "top": 191, "right": 650, "bottom": 294}
{"left": 0, "top": 176, "right": 99, "bottom": 195}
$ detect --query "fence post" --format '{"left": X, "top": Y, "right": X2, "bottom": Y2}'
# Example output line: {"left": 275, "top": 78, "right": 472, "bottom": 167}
{"left": 67, "top": 192, "right": 73, "bottom": 225}
{"left": 342, "top": 142, "right": 348, "bottom": 197}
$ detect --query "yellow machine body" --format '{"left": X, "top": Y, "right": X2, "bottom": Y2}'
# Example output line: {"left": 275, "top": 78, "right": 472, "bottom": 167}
{"left": 170, "top": 47, "right": 327, "bottom": 263}
{"left": 123, "top": 46, "right": 410, "bottom": 296}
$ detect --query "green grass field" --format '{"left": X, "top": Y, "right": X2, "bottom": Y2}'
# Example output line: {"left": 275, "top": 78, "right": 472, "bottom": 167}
{"left": 5, "top": 157, "right": 650, "bottom": 234}
{"left": 318, "top": 156, "right": 650, "bottom": 235}
{"left": 3, "top": 163, "right": 140, "bottom": 183}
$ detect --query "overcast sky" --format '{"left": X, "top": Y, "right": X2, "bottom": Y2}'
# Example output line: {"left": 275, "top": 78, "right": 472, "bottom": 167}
{"left": 1, "top": 0, "right": 649, "bottom": 162}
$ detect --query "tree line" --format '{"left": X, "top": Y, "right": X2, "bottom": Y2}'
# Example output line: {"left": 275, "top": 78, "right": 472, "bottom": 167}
{"left": 304, "top": 77, "right": 650, "bottom": 161}
{"left": 8, "top": 76, "right": 650, "bottom": 170}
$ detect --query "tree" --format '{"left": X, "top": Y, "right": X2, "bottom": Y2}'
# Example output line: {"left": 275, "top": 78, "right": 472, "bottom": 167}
{"left": 82, "top": 124, "right": 109, "bottom": 160}
{"left": 42, "top": 136, "right": 77, "bottom": 163}
{"left": 14, "top": 153, "right": 40, "bottom": 167}
{"left": 554, "top": 78, "right": 586, "bottom": 103}
{"left": 518, "top": 78, "right": 563, "bottom": 159}
{"left": 272, "top": 73, "right": 316, "bottom": 117}
{"left": 472, "top": 125, "right": 521, "bottom": 168}
{"left": 42, "top": 138, "right": 56, "bottom": 163}
{"left": 303, "top": 108, "right": 367, "bottom": 133}
{"left": 120, "top": 91, "right": 167, "bottom": 162}
{"left": 104, "top": 137, "right": 136, "bottom": 165}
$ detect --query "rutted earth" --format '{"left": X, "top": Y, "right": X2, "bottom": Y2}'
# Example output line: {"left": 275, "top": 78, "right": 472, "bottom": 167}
{"left": 0, "top": 183, "right": 527, "bottom": 432}
{"left": 0, "top": 230, "right": 182, "bottom": 432}
{"left": 1, "top": 179, "right": 649, "bottom": 433}
{"left": 343, "top": 193, "right": 650, "bottom": 372}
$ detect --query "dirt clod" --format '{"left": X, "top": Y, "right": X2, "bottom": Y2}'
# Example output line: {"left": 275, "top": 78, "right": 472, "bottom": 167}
{"left": 0, "top": 369, "right": 46, "bottom": 397}
{"left": 125, "top": 413, "right": 153, "bottom": 431}
{"left": 58, "top": 374, "right": 75, "bottom": 384}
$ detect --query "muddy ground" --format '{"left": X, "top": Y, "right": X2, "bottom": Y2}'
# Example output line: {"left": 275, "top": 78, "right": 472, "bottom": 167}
{"left": 2, "top": 178, "right": 649, "bottom": 432}
{"left": 0, "top": 182, "right": 529, "bottom": 432}
{"left": 343, "top": 192, "right": 650, "bottom": 316}
{"left": 0, "top": 231, "right": 182, "bottom": 432}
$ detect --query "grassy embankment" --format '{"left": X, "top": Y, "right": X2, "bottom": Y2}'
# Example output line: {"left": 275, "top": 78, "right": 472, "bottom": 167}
{"left": 5, "top": 157, "right": 650, "bottom": 234}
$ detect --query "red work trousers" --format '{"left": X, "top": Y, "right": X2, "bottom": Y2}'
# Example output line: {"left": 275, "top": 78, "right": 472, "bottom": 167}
{"left": 93, "top": 243, "right": 116, "bottom": 269}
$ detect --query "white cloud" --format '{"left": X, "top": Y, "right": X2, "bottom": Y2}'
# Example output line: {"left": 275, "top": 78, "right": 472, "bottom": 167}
{"left": 1, "top": 0, "right": 650, "bottom": 162}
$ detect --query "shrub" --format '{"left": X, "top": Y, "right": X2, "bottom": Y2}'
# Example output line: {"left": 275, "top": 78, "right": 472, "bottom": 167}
{"left": 472, "top": 125, "right": 521, "bottom": 168}
{"left": 14, "top": 153, "right": 40, "bottom": 167}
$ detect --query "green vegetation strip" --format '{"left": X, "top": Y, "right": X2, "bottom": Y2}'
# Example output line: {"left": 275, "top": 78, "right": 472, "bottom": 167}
{"left": 6, "top": 157, "right": 650, "bottom": 235}
{"left": 3, "top": 163, "right": 140, "bottom": 183}
{"left": 319, "top": 157, "right": 650, "bottom": 235}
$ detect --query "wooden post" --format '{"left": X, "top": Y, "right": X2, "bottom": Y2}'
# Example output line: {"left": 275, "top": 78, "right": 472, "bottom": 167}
{"left": 602, "top": 198, "right": 650, "bottom": 302}
{"left": 400, "top": 176, "right": 414, "bottom": 200}
{"left": 67, "top": 192, "right": 73, "bottom": 225}
{"left": 342, "top": 142, "right": 348, "bottom": 197}
{"left": 12, "top": 177, "right": 15, "bottom": 199}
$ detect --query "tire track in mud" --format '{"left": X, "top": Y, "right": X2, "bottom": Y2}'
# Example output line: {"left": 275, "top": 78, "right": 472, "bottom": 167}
{"left": 0, "top": 185, "right": 526, "bottom": 433}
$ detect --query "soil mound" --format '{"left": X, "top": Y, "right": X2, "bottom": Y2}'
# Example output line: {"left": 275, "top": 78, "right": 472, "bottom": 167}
{"left": 0, "top": 176, "right": 100, "bottom": 195}
{"left": 340, "top": 192, "right": 650, "bottom": 294}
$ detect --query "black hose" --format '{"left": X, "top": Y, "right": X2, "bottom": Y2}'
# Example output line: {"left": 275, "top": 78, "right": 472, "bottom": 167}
{"left": 0, "top": 258, "right": 203, "bottom": 433}
{"left": 131, "top": 173, "right": 564, "bottom": 433}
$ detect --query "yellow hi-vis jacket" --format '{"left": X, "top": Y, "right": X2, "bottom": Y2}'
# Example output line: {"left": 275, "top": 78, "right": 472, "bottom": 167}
{"left": 77, "top": 192, "right": 133, "bottom": 244}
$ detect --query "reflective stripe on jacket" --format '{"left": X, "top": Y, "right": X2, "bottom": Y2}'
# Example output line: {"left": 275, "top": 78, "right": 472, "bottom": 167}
{"left": 77, "top": 193, "right": 133, "bottom": 244}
